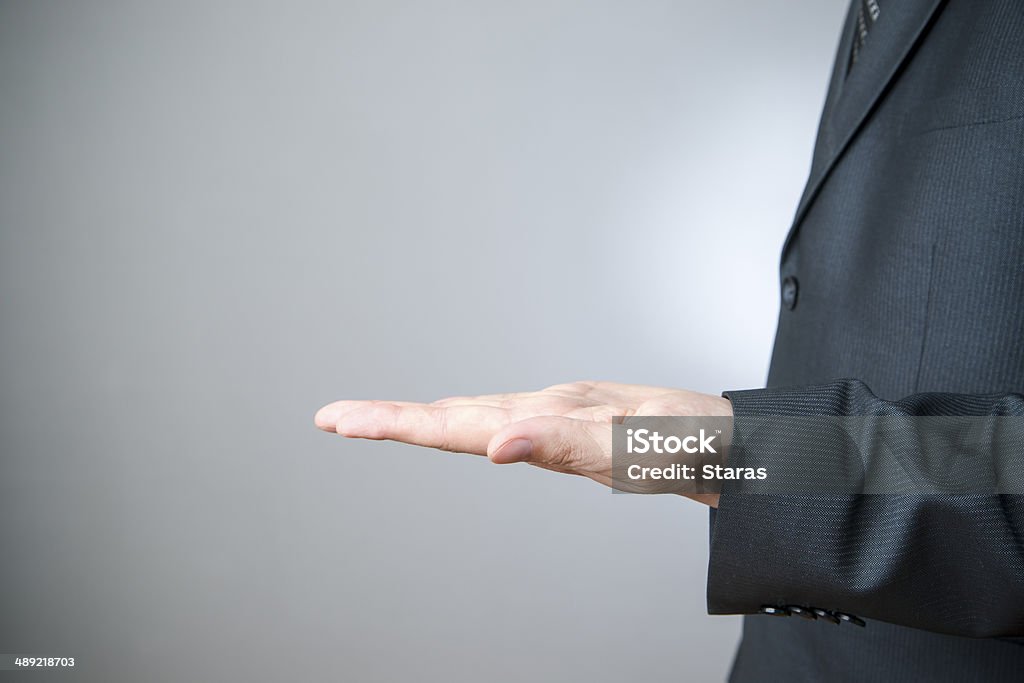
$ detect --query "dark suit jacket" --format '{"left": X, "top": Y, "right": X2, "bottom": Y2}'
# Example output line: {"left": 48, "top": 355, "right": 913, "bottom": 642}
{"left": 708, "top": 1, "right": 1024, "bottom": 680}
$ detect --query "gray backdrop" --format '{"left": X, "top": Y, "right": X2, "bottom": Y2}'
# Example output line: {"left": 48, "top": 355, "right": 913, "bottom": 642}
{"left": 0, "top": 1, "right": 847, "bottom": 681}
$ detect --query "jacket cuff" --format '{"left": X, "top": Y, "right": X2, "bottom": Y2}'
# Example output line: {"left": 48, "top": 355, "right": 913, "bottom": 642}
{"left": 706, "top": 383, "right": 860, "bottom": 617}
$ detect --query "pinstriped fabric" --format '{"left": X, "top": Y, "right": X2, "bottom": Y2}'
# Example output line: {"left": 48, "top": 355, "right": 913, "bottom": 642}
{"left": 709, "top": 0, "right": 1024, "bottom": 680}
{"left": 725, "top": 379, "right": 1024, "bottom": 418}
{"left": 717, "top": 381, "right": 1024, "bottom": 639}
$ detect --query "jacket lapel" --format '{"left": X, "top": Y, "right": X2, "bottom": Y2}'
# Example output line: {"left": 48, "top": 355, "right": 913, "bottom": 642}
{"left": 780, "top": 0, "right": 948, "bottom": 261}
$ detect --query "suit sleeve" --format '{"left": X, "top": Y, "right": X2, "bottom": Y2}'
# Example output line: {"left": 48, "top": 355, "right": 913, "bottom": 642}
{"left": 707, "top": 378, "right": 1024, "bottom": 637}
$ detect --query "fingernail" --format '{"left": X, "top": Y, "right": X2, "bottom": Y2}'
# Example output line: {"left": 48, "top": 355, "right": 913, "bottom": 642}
{"left": 493, "top": 438, "right": 533, "bottom": 464}
{"left": 314, "top": 405, "right": 342, "bottom": 431}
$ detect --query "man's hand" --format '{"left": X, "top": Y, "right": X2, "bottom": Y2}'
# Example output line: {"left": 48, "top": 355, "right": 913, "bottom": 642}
{"left": 314, "top": 382, "right": 732, "bottom": 507}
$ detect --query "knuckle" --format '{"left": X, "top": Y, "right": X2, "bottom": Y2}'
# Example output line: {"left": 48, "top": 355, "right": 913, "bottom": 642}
{"left": 543, "top": 381, "right": 586, "bottom": 394}
{"left": 548, "top": 436, "right": 581, "bottom": 468}
{"left": 436, "top": 409, "right": 453, "bottom": 451}
{"left": 432, "top": 396, "right": 467, "bottom": 406}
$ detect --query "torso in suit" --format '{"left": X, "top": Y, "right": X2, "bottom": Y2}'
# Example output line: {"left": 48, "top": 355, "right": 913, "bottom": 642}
{"left": 708, "top": 1, "right": 1024, "bottom": 680}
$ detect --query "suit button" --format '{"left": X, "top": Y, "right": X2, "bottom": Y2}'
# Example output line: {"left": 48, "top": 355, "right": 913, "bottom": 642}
{"left": 782, "top": 276, "right": 799, "bottom": 310}
{"left": 812, "top": 608, "right": 841, "bottom": 625}
{"left": 787, "top": 606, "right": 816, "bottom": 620}
{"left": 834, "top": 612, "right": 866, "bottom": 627}
{"left": 759, "top": 605, "right": 790, "bottom": 616}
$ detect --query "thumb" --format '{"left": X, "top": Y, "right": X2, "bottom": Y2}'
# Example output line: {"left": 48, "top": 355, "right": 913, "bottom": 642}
{"left": 487, "top": 416, "right": 611, "bottom": 471}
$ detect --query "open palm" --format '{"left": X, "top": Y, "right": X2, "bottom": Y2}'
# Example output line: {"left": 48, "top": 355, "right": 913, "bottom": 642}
{"left": 314, "top": 381, "right": 731, "bottom": 504}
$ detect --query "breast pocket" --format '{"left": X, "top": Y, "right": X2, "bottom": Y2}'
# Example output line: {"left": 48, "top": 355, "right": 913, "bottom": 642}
{"left": 901, "top": 86, "right": 1024, "bottom": 137}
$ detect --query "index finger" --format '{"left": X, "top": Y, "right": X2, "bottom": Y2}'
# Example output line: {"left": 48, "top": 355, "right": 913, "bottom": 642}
{"left": 315, "top": 400, "right": 512, "bottom": 455}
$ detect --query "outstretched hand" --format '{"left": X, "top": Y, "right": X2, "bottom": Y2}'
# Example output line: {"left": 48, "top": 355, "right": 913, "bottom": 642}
{"left": 314, "top": 381, "right": 732, "bottom": 506}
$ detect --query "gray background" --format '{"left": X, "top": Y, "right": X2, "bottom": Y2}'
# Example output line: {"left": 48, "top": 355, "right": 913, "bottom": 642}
{"left": 0, "top": 1, "right": 846, "bottom": 681}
